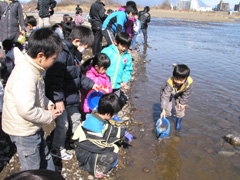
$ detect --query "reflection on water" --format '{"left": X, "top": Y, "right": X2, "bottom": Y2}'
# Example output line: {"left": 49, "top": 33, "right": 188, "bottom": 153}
{"left": 117, "top": 18, "right": 240, "bottom": 180}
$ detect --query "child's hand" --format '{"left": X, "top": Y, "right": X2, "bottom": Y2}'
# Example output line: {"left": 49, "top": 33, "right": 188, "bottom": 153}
{"left": 92, "top": 84, "right": 99, "bottom": 92}
{"left": 160, "top": 109, "right": 166, "bottom": 118}
{"left": 120, "top": 82, "right": 127, "bottom": 88}
{"left": 179, "top": 104, "right": 186, "bottom": 111}
{"left": 49, "top": 109, "right": 62, "bottom": 120}
{"left": 55, "top": 101, "right": 65, "bottom": 113}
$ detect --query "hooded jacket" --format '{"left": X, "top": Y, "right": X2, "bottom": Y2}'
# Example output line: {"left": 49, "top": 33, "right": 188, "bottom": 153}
{"left": 36, "top": 0, "right": 56, "bottom": 18}
{"left": 0, "top": 0, "right": 25, "bottom": 42}
{"left": 80, "top": 64, "right": 112, "bottom": 113}
{"left": 72, "top": 110, "right": 126, "bottom": 176}
{"left": 2, "top": 50, "right": 54, "bottom": 136}
{"left": 45, "top": 39, "right": 94, "bottom": 107}
{"left": 160, "top": 76, "right": 193, "bottom": 110}
{"left": 89, "top": 0, "right": 107, "bottom": 30}
{"left": 139, "top": 9, "right": 151, "bottom": 29}
{"left": 102, "top": 10, "right": 127, "bottom": 34}
{"left": 101, "top": 44, "right": 133, "bottom": 89}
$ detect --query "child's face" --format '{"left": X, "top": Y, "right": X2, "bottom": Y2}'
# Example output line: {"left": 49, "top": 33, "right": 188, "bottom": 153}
{"left": 95, "top": 65, "right": 107, "bottom": 74}
{"left": 105, "top": 113, "right": 116, "bottom": 120}
{"left": 134, "top": 15, "right": 138, "bottom": 20}
{"left": 39, "top": 53, "right": 58, "bottom": 70}
{"left": 117, "top": 43, "right": 128, "bottom": 54}
{"left": 173, "top": 78, "right": 187, "bottom": 86}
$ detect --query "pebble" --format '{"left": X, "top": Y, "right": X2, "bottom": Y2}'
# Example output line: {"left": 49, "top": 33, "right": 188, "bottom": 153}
{"left": 143, "top": 168, "right": 151, "bottom": 173}
{"left": 218, "top": 151, "right": 235, "bottom": 156}
{"left": 140, "top": 128, "right": 145, "bottom": 132}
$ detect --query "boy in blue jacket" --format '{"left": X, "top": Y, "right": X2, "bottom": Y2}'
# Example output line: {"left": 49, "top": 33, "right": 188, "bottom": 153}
{"left": 72, "top": 93, "right": 134, "bottom": 178}
{"left": 102, "top": 5, "right": 138, "bottom": 45}
{"left": 101, "top": 32, "right": 133, "bottom": 104}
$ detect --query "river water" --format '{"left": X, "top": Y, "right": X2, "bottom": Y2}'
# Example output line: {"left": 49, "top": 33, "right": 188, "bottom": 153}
{"left": 117, "top": 18, "right": 240, "bottom": 180}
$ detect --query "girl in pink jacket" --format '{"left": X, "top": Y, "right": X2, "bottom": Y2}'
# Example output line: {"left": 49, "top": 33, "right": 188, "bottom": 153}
{"left": 80, "top": 53, "right": 112, "bottom": 115}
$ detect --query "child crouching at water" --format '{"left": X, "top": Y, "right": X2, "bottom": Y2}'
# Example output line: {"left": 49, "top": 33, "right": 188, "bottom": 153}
{"left": 160, "top": 64, "right": 193, "bottom": 130}
{"left": 80, "top": 53, "right": 112, "bottom": 115}
{"left": 101, "top": 32, "right": 133, "bottom": 105}
{"left": 2, "top": 28, "right": 62, "bottom": 171}
{"left": 72, "top": 93, "right": 134, "bottom": 178}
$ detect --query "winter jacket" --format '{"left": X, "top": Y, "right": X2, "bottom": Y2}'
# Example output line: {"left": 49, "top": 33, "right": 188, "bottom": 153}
{"left": 0, "top": 0, "right": 7, "bottom": 19}
{"left": 45, "top": 39, "right": 94, "bottom": 108}
{"left": 133, "top": 19, "right": 141, "bottom": 35}
{"left": 0, "top": 0, "right": 26, "bottom": 42}
{"left": 101, "top": 44, "right": 133, "bottom": 89}
{"left": 89, "top": 0, "right": 107, "bottom": 30}
{"left": 102, "top": 11, "right": 127, "bottom": 34}
{"left": 124, "top": 16, "right": 135, "bottom": 37}
{"left": 139, "top": 10, "right": 151, "bottom": 29}
{"left": 0, "top": 81, "right": 3, "bottom": 113}
{"left": 75, "top": 14, "right": 84, "bottom": 26}
{"left": 2, "top": 50, "right": 54, "bottom": 136}
{"left": 160, "top": 76, "right": 193, "bottom": 110}
{"left": 36, "top": 0, "right": 56, "bottom": 18}
{"left": 80, "top": 64, "right": 112, "bottom": 113}
{"left": 72, "top": 110, "right": 126, "bottom": 176}
{"left": 62, "top": 22, "right": 74, "bottom": 39}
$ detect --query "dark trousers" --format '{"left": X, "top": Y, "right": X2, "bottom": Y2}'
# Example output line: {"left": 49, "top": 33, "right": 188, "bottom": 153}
{"left": 92, "top": 29, "right": 103, "bottom": 56}
{"left": 141, "top": 28, "right": 148, "bottom": 44}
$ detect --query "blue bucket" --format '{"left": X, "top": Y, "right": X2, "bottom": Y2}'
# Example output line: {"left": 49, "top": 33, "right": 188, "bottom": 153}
{"left": 87, "top": 90, "right": 106, "bottom": 110}
{"left": 111, "top": 114, "right": 123, "bottom": 122}
{"left": 156, "top": 118, "right": 170, "bottom": 138}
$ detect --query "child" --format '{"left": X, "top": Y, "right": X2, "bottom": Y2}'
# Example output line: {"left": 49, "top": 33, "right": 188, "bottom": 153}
{"left": 25, "top": 15, "right": 38, "bottom": 36}
{"left": 75, "top": 8, "right": 84, "bottom": 27}
{"left": 102, "top": 5, "right": 138, "bottom": 45}
{"left": 45, "top": 26, "right": 98, "bottom": 160}
{"left": 160, "top": 64, "right": 193, "bottom": 130}
{"left": 80, "top": 53, "right": 112, "bottom": 115}
{"left": 130, "top": 14, "right": 141, "bottom": 52}
{"left": 62, "top": 16, "right": 74, "bottom": 39}
{"left": 101, "top": 32, "right": 133, "bottom": 104}
{"left": 1, "top": 28, "right": 62, "bottom": 171}
{"left": 52, "top": 23, "right": 63, "bottom": 39}
{"left": 72, "top": 93, "right": 134, "bottom": 178}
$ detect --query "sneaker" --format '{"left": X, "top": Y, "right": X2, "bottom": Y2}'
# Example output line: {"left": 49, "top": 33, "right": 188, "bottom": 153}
{"left": 51, "top": 148, "right": 73, "bottom": 160}
{"left": 95, "top": 165, "right": 105, "bottom": 179}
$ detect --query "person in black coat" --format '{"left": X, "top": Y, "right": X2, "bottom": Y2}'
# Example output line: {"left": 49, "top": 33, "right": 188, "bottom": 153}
{"left": 0, "top": 0, "right": 26, "bottom": 43}
{"left": 36, "top": 0, "right": 56, "bottom": 27}
{"left": 89, "top": 0, "right": 107, "bottom": 56}
{"left": 139, "top": 6, "right": 151, "bottom": 45}
{"left": 45, "top": 26, "right": 99, "bottom": 160}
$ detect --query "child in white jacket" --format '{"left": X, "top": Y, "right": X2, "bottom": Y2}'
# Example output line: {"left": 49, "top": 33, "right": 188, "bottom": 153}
{"left": 2, "top": 28, "right": 62, "bottom": 171}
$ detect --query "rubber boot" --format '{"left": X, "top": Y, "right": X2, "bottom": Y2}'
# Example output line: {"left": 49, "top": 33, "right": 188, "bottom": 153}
{"left": 175, "top": 118, "right": 182, "bottom": 130}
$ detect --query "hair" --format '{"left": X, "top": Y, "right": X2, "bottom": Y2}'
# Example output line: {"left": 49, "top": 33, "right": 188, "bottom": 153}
{"left": 173, "top": 64, "right": 190, "bottom": 80}
{"left": 2, "top": 39, "right": 13, "bottom": 51}
{"left": 144, "top": 6, "right": 150, "bottom": 12}
{"left": 126, "top": 1, "right": 136, "bottom": 7}
{"left": 24, "top": 15, "right": 37, "bottom": 27}
{"left": 115, "top": 32, "right": 131, "bottom": 47}
{"left": 92, "top": 53, "right": 110, "bottom": 69}
{"left": 125, "top": 5, "right": 138, "bottom": 15}
{"left": 107, "top": 9, "right": 113, "bottom": 14}
{"left": 51, "top": 23, "right": 61, "bottom": 31}
{"left": 63, "top": 14, "right": 70, "bottom": 23}
{"left": 98, "top": 93, "right": 124, "bottom": 117}
{"left": 4, "top": 169, "right": 65, "bottom": 180}
{"left": 27, "top": 28, "right": 62, "bottom": 59}
{"left": 81, "top": 53, "right": 110, "bottom": 74}
{"left": 67, "top": 26, "right": 94, "bottom": 47}
{"left": 76, "top": 8, "right": 83, "bottom": 14}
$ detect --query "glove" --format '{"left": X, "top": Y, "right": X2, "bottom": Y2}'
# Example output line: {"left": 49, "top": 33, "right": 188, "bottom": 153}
{"left": 125, "top": 131, "right": 134, "bottom": 143}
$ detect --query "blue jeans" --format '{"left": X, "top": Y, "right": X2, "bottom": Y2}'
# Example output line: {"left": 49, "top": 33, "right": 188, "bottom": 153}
{"left": 131, "top": 35, "right": 137, "bottom": 50}
{"left": 10, "top": 129, "right": 55, "bottom": 171}
{"left": 52, "top": 106, "right": 81, "bottom": 150}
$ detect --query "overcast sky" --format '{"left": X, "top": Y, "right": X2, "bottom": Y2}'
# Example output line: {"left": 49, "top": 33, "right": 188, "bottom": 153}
{"left": 19, "top": 0, "right": 238, "bottom": 8}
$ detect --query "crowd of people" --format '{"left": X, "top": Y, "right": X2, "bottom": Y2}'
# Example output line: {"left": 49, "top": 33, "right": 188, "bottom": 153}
{"left": 0, "top": 0, "right": 193, "bottom": 179}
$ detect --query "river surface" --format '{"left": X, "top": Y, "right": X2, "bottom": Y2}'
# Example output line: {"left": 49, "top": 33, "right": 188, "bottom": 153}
{"left": 117, "top": 18, "right": 240, "bottom": 180}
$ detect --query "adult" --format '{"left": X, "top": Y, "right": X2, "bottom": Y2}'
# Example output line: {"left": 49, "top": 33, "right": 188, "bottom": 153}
{"left": 102, "top": 5, "right": 138, "bottom": 46}
{"left": 139, "top": 6, "right": 151, "bottom": 45}
{"left": 0, "top": 0, "right": 25, "bottom": 43}
{"left": 36, "top": 0, "right": 56, "bottom": 28}
{"left": 75, "top": 4, "right": 81, "bottom": 12}
{"left": 89, "top": 0, "right": 107, "bottom": 56}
